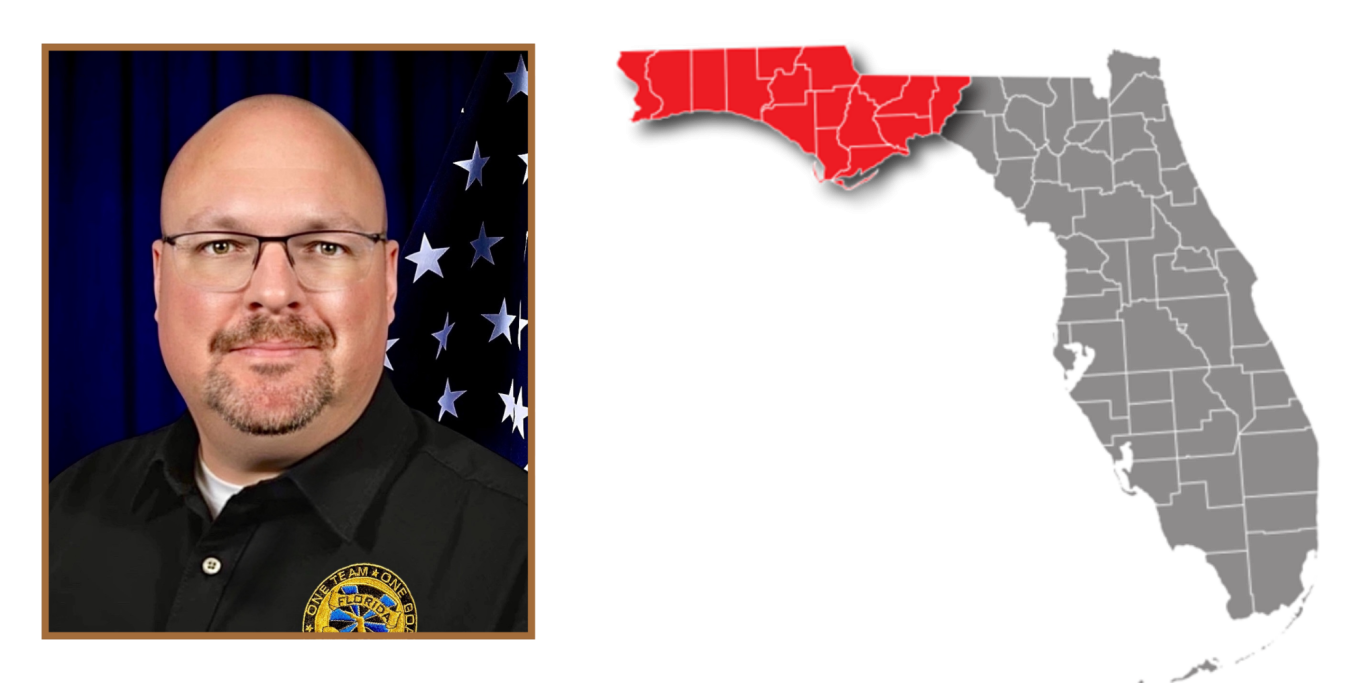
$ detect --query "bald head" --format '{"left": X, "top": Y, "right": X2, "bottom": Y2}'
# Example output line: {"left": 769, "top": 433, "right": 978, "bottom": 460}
{"left": 161, "top": 94, "right": 386, "bottom": 237}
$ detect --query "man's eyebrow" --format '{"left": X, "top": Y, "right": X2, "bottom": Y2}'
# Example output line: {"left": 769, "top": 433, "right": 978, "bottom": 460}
{"left": 298, "top": 215, "right": 369, "bottom": 233}
{"left": 176, "top": 212, "right": 371, "bottom": 235}
{"left": 179, "top": 212, "right": 246, "bottom": 234}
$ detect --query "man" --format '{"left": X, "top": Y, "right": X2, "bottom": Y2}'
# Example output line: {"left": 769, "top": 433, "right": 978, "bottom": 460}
{"left": 48, "top": 94, "right": 527, "bottom": 633}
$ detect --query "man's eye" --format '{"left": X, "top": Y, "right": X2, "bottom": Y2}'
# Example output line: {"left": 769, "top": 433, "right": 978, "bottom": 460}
{"left": 309, "top": 242, "right": 349, "bottom": 257}
{"left": 201, "top": 241, "right": 238, "bottom": 255}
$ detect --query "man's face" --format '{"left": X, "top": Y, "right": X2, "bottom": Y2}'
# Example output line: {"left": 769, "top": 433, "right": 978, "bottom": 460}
{"left": 154, "top": 99, "right": 397, "bottom": 436}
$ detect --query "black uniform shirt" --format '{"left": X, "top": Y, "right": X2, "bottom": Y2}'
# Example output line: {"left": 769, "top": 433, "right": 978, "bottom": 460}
{"left": 49, "top": 374, "right": 527, "bottom": 632}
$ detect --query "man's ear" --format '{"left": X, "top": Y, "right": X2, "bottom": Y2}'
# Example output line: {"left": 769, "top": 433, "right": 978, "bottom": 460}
{"left": 151, "top": 239, "right": 163, "bottom": 323}
{"left": 385, "top": 239, "right": 399, "bottom": 325}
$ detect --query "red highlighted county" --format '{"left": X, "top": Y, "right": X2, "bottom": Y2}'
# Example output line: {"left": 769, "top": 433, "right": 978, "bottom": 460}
{"left": 619, "top": 46, "right": 970, "bottom": 188}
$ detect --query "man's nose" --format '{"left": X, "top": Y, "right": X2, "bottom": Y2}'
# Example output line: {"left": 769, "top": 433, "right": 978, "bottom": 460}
{"left": 244, "top": 241, "right": 305, "bottom": 313}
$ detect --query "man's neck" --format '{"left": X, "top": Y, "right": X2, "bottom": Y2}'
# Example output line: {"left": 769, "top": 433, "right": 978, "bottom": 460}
{"left": 192, "top": 383, "right": 374, "bottom": 487}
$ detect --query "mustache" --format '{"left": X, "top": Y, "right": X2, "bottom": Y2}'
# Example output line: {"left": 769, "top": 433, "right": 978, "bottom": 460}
{"left": 209, "top": 315, "right": 335, "bottom": 354}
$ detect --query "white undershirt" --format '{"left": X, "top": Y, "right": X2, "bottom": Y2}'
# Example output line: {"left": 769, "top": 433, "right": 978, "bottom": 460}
{"left": 195, "top": 455, "right": 245, "bottom": 520}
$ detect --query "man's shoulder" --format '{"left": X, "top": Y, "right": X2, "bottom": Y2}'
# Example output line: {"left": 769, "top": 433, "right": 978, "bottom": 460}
{"left": 404, "top": 407, "right": 527, "bottom": 506}
{"left": 49, "top": 421, "right": 178, "bottom": 511}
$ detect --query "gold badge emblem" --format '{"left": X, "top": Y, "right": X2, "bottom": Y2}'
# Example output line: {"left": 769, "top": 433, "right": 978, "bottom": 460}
{"left": 303, "top": 562, "right": 417, "bottom": 632}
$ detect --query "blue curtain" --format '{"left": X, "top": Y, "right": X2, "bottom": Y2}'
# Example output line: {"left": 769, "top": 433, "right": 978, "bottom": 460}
{"left": 48, "top": 50, "right": 483, "bottom": 478}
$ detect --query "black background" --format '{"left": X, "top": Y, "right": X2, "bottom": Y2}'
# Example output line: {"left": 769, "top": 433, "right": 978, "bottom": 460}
{"left": 540, "top": 41, "right": 1322, "bottom": 672}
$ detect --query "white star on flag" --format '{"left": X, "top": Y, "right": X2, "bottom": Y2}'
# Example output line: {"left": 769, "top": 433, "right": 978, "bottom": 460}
{"left": 453, "top": 141, "right": 489, "bottom": 190}
{"left": 517, "top": 300, "right": 529, "bottom": 350}
{"left": 519, "top": 153, "right": 528, "bottom": 184}
{"left": 512, "top": 387, "right": 528, "bottom": 438}
{"left": 405, "top": 233, "right": 448, "bottom": 282}
{"left": 469, "top": 222, "right": 503, "bottom": 267}
{"left": 481, "top": 298, "right": 517, "bottom": 344}
{"left": 431, "top": 313, "right": 454, "bottom": 359}
{"left": 505, "top": 55, "right": 529, "bottom": 101}
{"left": 436, "top": 379, "right": 466, "bottom": 422}
{"left": 498, "top": 380, "right": 517, "bottom": 424}
{"left": 383, "top": 338, "right": 398, "bottom": 370}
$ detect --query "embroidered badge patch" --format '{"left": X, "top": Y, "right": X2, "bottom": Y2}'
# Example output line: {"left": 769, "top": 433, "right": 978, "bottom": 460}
{"left": 302, "top": 563, "right": 417, "bottom": 632}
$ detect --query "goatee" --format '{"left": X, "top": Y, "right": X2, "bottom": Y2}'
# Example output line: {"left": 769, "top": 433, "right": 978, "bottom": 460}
{"left": 203, "top": 315, "right": 337, "bottom": 436}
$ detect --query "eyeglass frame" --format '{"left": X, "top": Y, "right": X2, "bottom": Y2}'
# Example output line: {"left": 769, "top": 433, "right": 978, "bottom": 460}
{"left": 159, "top": 229, "right": 389, "bottom": 291}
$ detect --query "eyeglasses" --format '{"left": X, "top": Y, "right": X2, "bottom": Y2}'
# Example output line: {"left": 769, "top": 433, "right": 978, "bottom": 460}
{"left": 160, "top": 230, "right": 387, "bottom": 292}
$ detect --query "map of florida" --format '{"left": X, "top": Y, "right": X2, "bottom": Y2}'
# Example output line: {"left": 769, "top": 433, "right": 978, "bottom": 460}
{"left": 618, "top": 47, "right": 969, "bottom": 187}
{"left": 620, "top": 48, "right": 1317, "bottom": 623}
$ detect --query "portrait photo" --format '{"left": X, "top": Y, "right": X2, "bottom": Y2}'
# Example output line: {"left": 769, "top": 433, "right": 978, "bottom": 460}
{"left": 43, "top": 45, "right": 532, "bottom": 635}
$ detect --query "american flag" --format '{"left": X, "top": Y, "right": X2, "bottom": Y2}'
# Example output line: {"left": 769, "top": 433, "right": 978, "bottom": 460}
{"left": 387, "top": 51, "right": 529, "bottom": 468}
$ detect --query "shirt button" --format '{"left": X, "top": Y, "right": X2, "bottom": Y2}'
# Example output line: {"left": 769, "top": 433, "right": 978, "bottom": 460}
{"left": 202, "top": 557, "right": 223, "bottom": 575}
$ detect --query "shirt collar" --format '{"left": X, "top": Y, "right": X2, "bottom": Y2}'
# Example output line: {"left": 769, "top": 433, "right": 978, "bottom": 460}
{"left": 132, "top": 373, "right": 418, "bottom": 543}
{"left": 131, "top": 411, "right": 200, "bottom": 511}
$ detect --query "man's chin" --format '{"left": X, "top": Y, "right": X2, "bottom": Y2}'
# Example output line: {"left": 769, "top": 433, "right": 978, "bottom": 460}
{"left": 203, "top": 358, "right": 338, "bottom": 436}
{"left": 211, "top": 396, "right": 330, "bottom": 436}
{"left": 247, "top": 362, "right": 301, "bottom": 378}
{"left": 232, "top": 409, "right": 322, "bottom": 436}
